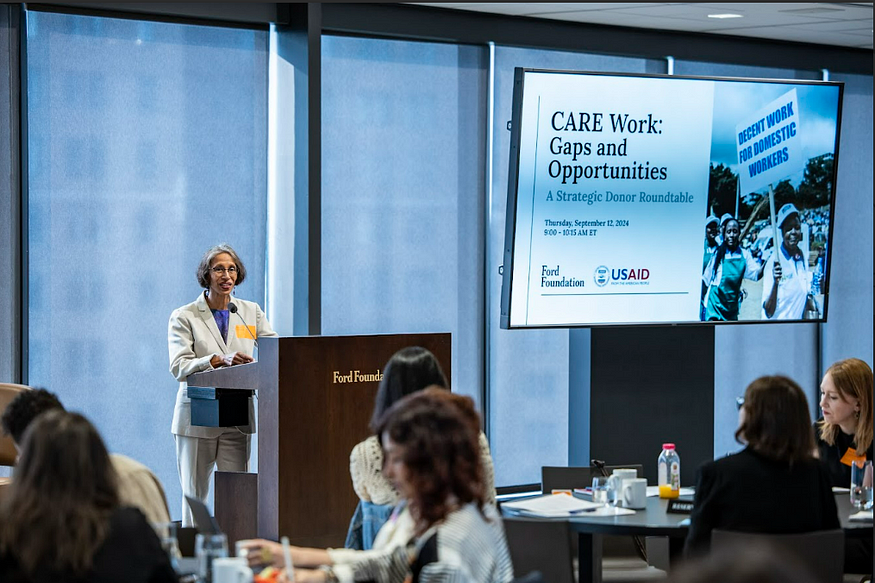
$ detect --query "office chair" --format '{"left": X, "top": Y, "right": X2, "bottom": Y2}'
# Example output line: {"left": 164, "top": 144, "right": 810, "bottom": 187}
{"left": 541, "top": 464, "right": 644, "bottom": 495}
{"left": 541, "top": 465, "right": 667, "bottom": 582}
{"left": 510, "top": 571, "right": 546, "bottom": 583}
{"left": 503, "top": 516, "right": 575, "bottom": 583}
{"left": 711, "top": 529, "right": 845, "bottom": 583}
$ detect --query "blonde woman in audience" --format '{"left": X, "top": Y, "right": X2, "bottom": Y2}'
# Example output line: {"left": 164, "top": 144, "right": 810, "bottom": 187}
{"left": 815, "top": 357, "right": 873, "bottom": 487}
{"left": 0, "top": 411, "right": 176, "bottom": 583}
{"left": 815, "top": 357, "right": 873, "bottom": 575}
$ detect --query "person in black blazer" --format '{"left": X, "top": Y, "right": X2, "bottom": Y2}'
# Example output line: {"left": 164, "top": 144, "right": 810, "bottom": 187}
{"left": 684, "top": 375, "right": 839, "bottom": 556}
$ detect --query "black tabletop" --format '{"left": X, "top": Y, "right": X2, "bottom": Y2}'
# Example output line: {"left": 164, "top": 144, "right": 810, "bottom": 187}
{"left": 566, "top": 495, "right": 692, "bottom": 537}
{"left": 503, "top": 492, "right": 871, "bottom": 538}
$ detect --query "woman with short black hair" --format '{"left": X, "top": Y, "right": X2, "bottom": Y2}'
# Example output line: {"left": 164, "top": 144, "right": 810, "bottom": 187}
{"left": 684, "top": 375, "right": 839, "bottom": 556}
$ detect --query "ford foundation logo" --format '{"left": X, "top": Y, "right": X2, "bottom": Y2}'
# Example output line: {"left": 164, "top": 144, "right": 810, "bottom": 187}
{"left": 594, "top": 265, "right": 610, "bottom": 287}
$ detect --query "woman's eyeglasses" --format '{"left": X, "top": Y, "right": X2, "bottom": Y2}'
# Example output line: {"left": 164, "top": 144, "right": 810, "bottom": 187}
{"left": 211, "top": 266, "right": 238, "bottom": 275}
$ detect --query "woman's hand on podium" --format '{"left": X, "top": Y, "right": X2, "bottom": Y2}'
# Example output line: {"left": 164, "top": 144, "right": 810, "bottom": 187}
{"left": 210, "top": 352, "right": 254, "bottom": 368}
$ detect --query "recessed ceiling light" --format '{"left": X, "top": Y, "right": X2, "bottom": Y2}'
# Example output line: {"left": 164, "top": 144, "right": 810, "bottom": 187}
{"left": 707, "top": 13, "right": 743, "bottom": 19}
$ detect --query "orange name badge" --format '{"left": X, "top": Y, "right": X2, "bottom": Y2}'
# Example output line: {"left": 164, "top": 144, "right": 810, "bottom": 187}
{"left": 235, "top": 325, "right": 257, "bottom": 340}
{"left": 840, "top": 447, "right": 867, "bottom": 467}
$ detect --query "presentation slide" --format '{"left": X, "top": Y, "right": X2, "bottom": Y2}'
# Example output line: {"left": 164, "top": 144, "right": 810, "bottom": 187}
{"left": 504, "top": 70, "right": 841, "bottom": 328}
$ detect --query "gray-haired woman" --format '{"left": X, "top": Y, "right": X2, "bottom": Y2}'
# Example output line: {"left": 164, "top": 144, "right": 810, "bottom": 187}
{"left": 168, "top": 243, "right": 277, "bottom": 526}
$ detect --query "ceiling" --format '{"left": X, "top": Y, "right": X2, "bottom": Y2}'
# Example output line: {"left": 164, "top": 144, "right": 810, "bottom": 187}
{"left": 414, "top": 3, "right": 873, "bottom": 50}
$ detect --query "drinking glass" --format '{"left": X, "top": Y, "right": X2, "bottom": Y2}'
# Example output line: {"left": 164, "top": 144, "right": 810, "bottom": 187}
{"left": 592, "top": 476, "right": 610, "bottom": 506}
{"left": 195, "top": 533, "right": 229, "bottom": 583}
{"left": 608, "top": 469, "right": 636, "bottom": 508}
{"left": 850, "top": 460, "right": 873, "bottom": 510}
{"left": 151, "top": 522, "right": 182, "bottom": 573}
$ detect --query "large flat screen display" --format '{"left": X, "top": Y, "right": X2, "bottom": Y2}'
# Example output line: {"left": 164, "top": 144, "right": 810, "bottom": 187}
{"left": 500, "top": 68, "right": 842, "bottom": 328}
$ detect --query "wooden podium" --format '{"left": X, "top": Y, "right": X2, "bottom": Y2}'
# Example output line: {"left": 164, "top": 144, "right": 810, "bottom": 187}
{"left": 186, "top": 333, "right": 451, "bottom": 547}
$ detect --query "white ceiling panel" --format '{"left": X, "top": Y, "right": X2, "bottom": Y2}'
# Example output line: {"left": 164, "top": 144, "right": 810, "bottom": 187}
{"left": 415, "top": 3, "right": 669, "bottom": 17}
{"left": 528, "top": 10, "right": 706, "bottom": 30}
{"left": 723, "top": 24, "right": 871, "bottom": 46}
{"left": 778, "top": 20, "right": 875, "bottom": 32}
{"left": 410, "top": 2, "right": 875, "bottom": 49}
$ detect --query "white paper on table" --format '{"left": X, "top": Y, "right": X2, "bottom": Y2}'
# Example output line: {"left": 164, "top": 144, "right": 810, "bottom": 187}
{"left": 585, "top": 506, "right": 636, "bottom": 517}
{"left": 849, "top": 510, "right": 873, "bottom": 522}
{"left": 502, "top": 494, "right": 603, "bottom": 517}
{"left": 646, "top": 486, "right": 695, "bottom": 497}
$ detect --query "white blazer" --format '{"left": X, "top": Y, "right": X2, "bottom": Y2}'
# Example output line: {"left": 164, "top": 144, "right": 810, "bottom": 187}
{"left": 168, "top": 292, "right": 277, "bottom": 438}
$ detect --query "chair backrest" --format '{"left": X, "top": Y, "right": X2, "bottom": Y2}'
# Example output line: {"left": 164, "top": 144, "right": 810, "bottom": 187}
{"left": 711, "top": 529, "right": 845, "bottom": 583}
{"left": 0, "top": 383, "right": 31, "bottom": 466}
{"left": 502, "top": 516, "right": 574, "bottom": 583}
{"left": 541, "top": 464, "right": 645, "bottom": 494}
{"left": 510, "top": 571, "right": 545, "bottom": 583}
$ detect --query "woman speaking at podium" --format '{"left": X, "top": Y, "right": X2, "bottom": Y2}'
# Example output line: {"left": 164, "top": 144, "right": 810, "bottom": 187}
{"left": 168, "top": 243, "right": 277, "bottom": 527}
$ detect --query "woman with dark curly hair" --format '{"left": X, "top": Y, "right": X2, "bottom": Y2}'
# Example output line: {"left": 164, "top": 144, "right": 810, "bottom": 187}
{"left": 242, "top": 388, "right": 514, "bottom": 583}
{"left": 344, "top": 347, "right": 495, "bottom": 550}
{"left": 0, "top": 411, "right": 177, "bottom": 583}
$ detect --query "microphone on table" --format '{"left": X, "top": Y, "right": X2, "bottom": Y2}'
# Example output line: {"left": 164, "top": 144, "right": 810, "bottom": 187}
{"left": 228, "top": 302, "right": 258, "bottom": 348}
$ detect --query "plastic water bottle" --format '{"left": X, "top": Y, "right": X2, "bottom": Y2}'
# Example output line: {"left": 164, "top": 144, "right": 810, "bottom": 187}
{"left": 811, "top": 255, "right": 824, "bottom": 294}
{"left": 657, "top": 443, "right": 680, "bottom": 499}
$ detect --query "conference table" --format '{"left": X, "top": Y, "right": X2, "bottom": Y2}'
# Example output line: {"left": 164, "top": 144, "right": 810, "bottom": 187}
{"left": 504, "top": 492, "right": 871, "bottom": 583}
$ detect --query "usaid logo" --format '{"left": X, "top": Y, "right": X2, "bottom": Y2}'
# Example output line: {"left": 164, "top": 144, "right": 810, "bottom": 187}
{"left": 611, "top": 268, "right": 650, "bottom": 281}
{"left": 594, "top": 265, "right": 610, "bottom": 287}
{"left": 595, "top": 265, "right": 651, "bottom": 286}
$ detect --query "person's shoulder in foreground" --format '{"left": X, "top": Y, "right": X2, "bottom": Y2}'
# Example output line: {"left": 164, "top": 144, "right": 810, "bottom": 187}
{"left": 414, "top": 503, "right": 514, "bottom": 583}
{"left": 88, "top": 506, "right": 178, "bottom": 583}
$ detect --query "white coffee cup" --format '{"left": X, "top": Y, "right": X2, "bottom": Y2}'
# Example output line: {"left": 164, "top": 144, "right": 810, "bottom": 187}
{"left": 213, "top": 557, "right": 253, "bottom": 583}
{"left": 622, "top": 478, "right": 647, "bottom": 509}
{"left": 608, "top": 469, "right": 638, "bottom": 507}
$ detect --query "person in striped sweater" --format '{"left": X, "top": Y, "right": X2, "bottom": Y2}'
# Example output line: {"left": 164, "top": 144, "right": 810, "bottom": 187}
{"left": 243, "top": 387, "right": 514, "bottom": 583}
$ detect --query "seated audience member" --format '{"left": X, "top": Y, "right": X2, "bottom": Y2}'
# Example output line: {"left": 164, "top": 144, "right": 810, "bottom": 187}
{"left": 0, "top": 388, "right": 171, "bottom": 525}
{"left": 815, "top": 358, "right": 874, "bottom": 575}
{"left": 0, "top": 410, "right": 177, "bottom": 583}
{"left": 684, "top": 375, "right": 839, "bottom": 556}
{"left": 346, "top": 346, "right": 495, "bottom": 550}
{"left": 815, "top": 357, "right": 873, "bottom": 487}
{"left": 243, "top": 388, "right": 514, "bottom": 583}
